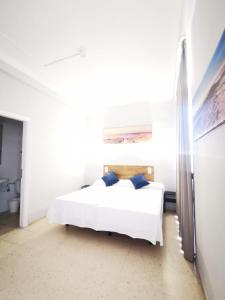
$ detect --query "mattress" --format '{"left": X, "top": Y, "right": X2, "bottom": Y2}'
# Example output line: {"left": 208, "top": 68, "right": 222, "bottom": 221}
{"left": 47, "top": 181, "right": 164, "bottom": 245}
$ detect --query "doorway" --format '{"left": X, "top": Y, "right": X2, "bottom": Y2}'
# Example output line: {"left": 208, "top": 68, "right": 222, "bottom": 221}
{"left": 0, "top": 116, "right": 23, "bottom": 234}
{"left": 0, "top": 110, "right": 29, "bottom": 234}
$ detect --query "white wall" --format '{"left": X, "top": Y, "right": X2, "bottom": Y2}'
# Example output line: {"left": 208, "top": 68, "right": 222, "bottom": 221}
{"left": 189, "top": 1, "right": 225, "bottom": 299}
{"left": 0, "top": 118, "right": 23, "bottom": 212}
{"left": 84, "top": 102, "right": 176, "bottom": 191}
{"left": 0, "top": 63, "right": 85, "bottom": 223}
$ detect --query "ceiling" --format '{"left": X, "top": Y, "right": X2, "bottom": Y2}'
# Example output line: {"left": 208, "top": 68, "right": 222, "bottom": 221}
{"left": 0, "top": 0, "right": 183, "bottom": 109}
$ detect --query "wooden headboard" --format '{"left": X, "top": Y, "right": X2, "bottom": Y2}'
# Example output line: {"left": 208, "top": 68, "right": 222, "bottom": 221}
{"left": 103, "top": 165, "right": 154, "bottom": 181}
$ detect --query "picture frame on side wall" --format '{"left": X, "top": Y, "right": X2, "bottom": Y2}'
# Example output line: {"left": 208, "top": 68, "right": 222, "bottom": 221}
{"left": 193, "top": 29, "right": 225, "bottom": 140}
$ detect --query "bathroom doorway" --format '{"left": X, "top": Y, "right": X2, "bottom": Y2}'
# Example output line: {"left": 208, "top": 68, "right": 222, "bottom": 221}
{"left": 0, "top": 115, "right": 24, "bottom": 235}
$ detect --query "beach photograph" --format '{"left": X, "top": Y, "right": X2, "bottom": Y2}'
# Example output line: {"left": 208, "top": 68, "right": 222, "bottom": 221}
{"left": 193, "top": 29, "right": 225, "bottom": 140}
{"left": 103, "top": 125, "right": 152, "bottom": 144}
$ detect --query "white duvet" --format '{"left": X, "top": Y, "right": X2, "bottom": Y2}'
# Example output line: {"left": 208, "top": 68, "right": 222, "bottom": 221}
{"left": 47, "top": 180, "right": 164, "bottom": 245}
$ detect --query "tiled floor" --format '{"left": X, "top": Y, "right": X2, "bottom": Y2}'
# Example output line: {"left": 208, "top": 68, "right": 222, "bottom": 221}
{"left": 0, "top": 213, "right": 205, "bottom": 300}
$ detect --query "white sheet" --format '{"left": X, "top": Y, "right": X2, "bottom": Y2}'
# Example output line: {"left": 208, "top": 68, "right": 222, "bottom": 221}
{"left": 47, "top": 183, "right": 164, "bottom": 245}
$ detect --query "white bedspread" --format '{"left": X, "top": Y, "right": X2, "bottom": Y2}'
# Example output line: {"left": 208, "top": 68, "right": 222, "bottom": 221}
{"left": 47, "top": 183, "right": 164, "bottom": 245}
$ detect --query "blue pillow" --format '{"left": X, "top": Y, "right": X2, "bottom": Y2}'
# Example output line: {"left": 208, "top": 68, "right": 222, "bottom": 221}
{"left": 102, "top": 172, "right": 119, "bottom": 186}
{"left": 129, "top": 174, "right": 149, "bottom": 189}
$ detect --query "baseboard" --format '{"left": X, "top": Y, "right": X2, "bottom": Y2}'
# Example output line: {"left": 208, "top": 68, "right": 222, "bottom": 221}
{"left": 195, "top": 248, "right": 211, "bottom": 300}
{"left": 28, "top": 208, "right": 47, "bottom": 225}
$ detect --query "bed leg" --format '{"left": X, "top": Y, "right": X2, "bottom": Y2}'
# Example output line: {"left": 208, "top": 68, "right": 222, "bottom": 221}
{"left": 108, "top": 232, "right": 112, "bottom": 236}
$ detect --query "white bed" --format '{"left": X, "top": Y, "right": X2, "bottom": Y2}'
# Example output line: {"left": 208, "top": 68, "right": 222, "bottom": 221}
{"left": 47, "top": 169, "right": 165, "bottom": 245}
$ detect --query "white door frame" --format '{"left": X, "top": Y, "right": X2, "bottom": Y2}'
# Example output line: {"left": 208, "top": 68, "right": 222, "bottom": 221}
{"left": 0, "top": 110, "right": 30, "bottom": 227}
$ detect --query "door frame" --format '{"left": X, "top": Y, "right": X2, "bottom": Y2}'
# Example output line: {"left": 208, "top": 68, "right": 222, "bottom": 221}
{"left": 0, "top": 110, "right": 30, "bottom": 227}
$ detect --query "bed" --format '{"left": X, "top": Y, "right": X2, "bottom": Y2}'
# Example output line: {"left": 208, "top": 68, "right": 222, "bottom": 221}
{"left": 47, "top": 165, "right": 165, "bottom": 245}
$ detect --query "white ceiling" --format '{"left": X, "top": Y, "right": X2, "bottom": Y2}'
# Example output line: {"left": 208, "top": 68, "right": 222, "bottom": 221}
{"left": 0, "top": 0, "right": 183, "bottom": 109}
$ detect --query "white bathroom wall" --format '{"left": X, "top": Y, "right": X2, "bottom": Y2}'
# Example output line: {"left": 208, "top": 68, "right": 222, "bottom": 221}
{"left": 0, "top": 61, "right": 85, "bottom": 224}
{"left": 0, "top": 118, "right": 23, "bottom": 212}
{"left": 84, "top": 102, "right": 176, "bottom": 191}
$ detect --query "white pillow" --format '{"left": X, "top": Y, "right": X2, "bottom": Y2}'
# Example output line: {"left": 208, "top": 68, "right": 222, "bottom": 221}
{"left": 115, "top": 179, "right": 165, "bottom": 190}
{"left": 113, "top": 179, "right": 133, "bottom": 188}
{"left": 93, "top": 179, "right": 133, "bottom": 188}
{"left": 92, "top": 179, "right": 105, "bottom": 186}
{"left": 92, "top": 178, "right": 164, "bottom": 191}
{"left": 142, "top": 181, "right": 165, "bottom": 191}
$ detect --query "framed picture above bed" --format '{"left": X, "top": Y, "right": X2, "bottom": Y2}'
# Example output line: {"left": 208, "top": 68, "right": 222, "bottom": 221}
{"left": 193, "top": 29, "right": 225, "bottom": 140}
{"left": 103, "top": 124, "right": 152, "bottom": 144}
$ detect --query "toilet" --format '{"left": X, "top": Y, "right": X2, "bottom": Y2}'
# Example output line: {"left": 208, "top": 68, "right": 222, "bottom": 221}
{"left": 8, "top": 198, "right": 20, "bottom": 213}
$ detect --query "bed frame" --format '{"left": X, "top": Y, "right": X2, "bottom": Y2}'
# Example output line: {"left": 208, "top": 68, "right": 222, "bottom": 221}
{"left": 103, "top": 165, "right": 154, "bottom": 182}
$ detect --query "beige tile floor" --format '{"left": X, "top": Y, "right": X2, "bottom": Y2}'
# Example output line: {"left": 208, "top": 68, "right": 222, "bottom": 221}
{"left": 0, "top": 212, "right": 205, "bottom": 300}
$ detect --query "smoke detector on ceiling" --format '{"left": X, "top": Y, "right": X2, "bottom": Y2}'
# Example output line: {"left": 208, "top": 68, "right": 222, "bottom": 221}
{"left": 44, "top": 47, "right": 86, "bottom": 67}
